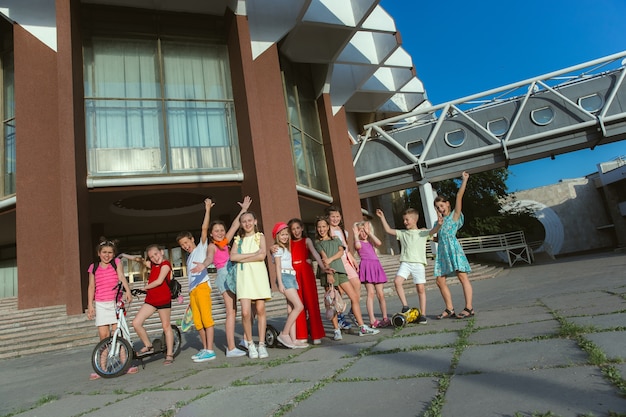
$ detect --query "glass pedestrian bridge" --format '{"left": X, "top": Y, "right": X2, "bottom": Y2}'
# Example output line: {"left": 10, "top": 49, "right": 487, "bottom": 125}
{"left": 353, "top": 51, "right": 626, "bottom": 197}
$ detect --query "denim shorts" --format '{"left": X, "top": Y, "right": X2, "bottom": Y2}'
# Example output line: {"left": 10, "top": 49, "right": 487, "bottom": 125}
{"left": 281, "top": 272, "right": 299, "bottom": 290}
{"left": 214, "top": 266, "right": 228, "bottom": 294}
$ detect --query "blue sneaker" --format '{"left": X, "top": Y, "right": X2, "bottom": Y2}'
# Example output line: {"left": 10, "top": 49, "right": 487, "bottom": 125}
{"left": 193, "top": 349, "right": 216, "bottom": 363}
{"left": 337, "top": 313, "right": 352, "bottom": 330}
{"left": 191, "top": 349, "right": 206, "bottom": 361}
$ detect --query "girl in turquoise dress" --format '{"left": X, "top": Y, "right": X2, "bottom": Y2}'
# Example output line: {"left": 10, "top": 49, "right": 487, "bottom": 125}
{"left": 434, "top": 171, "right": 474, "bottom": 319}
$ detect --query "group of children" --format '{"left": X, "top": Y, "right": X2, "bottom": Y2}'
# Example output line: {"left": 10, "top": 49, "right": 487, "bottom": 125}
{"left": 86, "top": 171, "right": 474, "bottom": 375}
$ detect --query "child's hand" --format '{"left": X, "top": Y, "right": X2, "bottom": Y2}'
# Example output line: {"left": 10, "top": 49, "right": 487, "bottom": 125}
{"left": 239, "top": 195, "right": 252, "bottom": 212}
{"left": 87, "top": 305, "right": 95, "bottom": 320}
{"left": 204, "top": 197, "right": 214, "bottom": 209}
{"left": 278, "top": 283, "right": 285, "bottom": 294}
{"left": 375, "top": 209, "right": 384, "bottom": 218}
{"left": 269, "top": 244, "right": 279, "bottom": 254}
{"left": 461, "top": 171, "right": 469, "bottom": 180}
{"left": 327, "top": 274, "right": 335, "bottom": 285}
{"left": 125, "top": 292, "right": 132, "bottom": 304}
{"left": 190, "top": 261, "right": 206, "bottom": 274}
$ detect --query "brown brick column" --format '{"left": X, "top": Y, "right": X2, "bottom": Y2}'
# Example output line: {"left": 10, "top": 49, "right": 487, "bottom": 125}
{"left": 317, "top": 95, "right": 362, "bottom": 246}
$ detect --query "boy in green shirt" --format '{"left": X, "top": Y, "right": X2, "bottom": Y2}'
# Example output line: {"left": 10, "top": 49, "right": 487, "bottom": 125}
{"left": 376, "top": 208, "right": 441, "bottom": 324}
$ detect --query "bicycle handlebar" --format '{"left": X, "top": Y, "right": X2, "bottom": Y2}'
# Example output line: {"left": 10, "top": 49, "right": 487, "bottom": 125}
{"left": 131, "top": 288, "right": 146, "bottom": 296}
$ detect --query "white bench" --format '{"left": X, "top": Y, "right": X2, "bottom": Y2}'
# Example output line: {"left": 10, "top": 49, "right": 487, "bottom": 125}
{"left": 427, "top": 230, "right": 532, "bottom": 267}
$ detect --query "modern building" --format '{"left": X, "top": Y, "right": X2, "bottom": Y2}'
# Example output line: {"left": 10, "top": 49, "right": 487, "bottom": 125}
{"left": 508, "top": 156, "right": 626, "bottom": 257}
{"left": 0, "top": 1, "right": 428, "bottom": 313}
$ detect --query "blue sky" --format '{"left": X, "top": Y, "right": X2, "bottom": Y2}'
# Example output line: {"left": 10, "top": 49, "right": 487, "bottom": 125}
{"left": 381, "top": 0, "right": 626, "bottom": 191}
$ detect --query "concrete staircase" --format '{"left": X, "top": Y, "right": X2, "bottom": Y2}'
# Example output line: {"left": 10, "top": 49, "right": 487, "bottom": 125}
{"left": 0, "top": 255, "right": 503, "bottom": 360}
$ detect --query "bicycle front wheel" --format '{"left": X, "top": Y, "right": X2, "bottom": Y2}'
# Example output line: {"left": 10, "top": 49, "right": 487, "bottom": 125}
{"left": 92, "top": 336, "right": 133, "bottom": 378}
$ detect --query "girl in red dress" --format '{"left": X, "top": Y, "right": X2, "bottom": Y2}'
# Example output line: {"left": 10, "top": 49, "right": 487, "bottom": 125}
{"left": 287, "top": 218, "right": 326, "bottom": 344}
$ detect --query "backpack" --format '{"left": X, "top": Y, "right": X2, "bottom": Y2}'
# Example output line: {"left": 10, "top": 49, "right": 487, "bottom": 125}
{"left": 168, "top": 276, "right": 182, "bottom": 300}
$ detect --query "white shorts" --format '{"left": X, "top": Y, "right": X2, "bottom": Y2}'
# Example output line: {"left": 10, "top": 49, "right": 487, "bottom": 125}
{"left": 396, "top": 262, "right": 426, "bottom": 285}
{"left": 94, "top": 300, "right": 116, "bottom": 327}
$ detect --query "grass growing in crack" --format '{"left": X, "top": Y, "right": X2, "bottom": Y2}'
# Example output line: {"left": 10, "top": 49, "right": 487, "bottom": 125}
{"left": 602, "top": 365, "right": 626, "bottom": 398}
{"left": 421, "top": 319, "right": 475, "bottom": 417}
{"left": 557, "top": 320, "right": 595, "bottom": 338}
{"left": 35, "top": 394, "right": 59, "bottom": 406}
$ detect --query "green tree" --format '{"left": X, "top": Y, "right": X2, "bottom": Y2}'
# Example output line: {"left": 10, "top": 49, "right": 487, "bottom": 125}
{"left": 402, "top": 168, "right": 539, "bottom": 238}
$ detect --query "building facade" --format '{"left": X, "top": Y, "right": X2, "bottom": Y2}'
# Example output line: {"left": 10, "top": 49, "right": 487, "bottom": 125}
{"left": 0, "top": 1, "right": 427, "bottom": 313}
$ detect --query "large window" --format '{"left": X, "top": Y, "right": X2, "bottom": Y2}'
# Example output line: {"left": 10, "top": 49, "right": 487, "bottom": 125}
{"left": 1, "top": 48, "right": 14, "bottom": 197}
{"left": 83, "top": 37, "right": 240, "bottom": 176}
{"left": 282, "top": 60, "right": 330, "bottom": 195}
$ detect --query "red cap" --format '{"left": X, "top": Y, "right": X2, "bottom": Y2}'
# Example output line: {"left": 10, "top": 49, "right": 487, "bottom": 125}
{"left": 272, "top": 222, "right": 289, "bottom": 239}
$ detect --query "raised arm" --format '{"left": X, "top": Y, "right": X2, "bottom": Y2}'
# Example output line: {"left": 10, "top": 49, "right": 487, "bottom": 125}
{"left": 375, "top": 209, "right": 397, "bottom": 236}
{"left": 453, "top": 171, "right": 469, "bottom": 222}
{"left": 352, "top": 223, "right": 363, "bottom": 251}
{"left": 225, "top": 196, "right": 252, "bottom": 242}
{"left": 199, "top": 197, "right": 214, "bottom": 245}
{"left": 365, "top": 221, "right": 383, "bottom": 247}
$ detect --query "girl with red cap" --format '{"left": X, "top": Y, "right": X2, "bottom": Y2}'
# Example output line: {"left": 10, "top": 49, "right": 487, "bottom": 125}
{"left": 271, "top": 222, "right": 308, "bottom": 348}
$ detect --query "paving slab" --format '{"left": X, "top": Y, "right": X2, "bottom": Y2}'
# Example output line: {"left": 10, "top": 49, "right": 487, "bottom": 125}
{"left": 85, "top": 389, "right": 205, "bottom": 417}
{"left": 13, "top": 394, "right": 121, "bottom": 417}
{"left": 442, "top": 366, "right": 625, "bottom": 417}
{"left": 283, "top": 379, "right": 438, "bottom": 417}
{"left": 371, "top": 331, "right": 458, "bottom": 352}
{"left": 246, "top": 358, "right": 349, "bottom": 383}
{"left": 569, "top": 312, "right": 626, "bottom": 330}
{"left": 176, "top": 382, "right": 310, "bottom": 417}
{"left": 289, "top": 340, "right": 376, "bottom": 362}
{"left": 542, "top": 291, "right": 625, "bottom": 316}
{"left": 456, "top": 339, "right": 588, "bottom": 373}
{"left": 468, "top": 320, "right": 560, "bottom": 344}
{"left": 470, "top": 305, "right": 553, "bottom": 327}
{"left": 341, "top": 348, "right": 455, "bottom": 379}
{"left": 164, "top": 363, "right": 266, "bottom": 389}
{"left": 586, "top": 330, "right": 626, "bottom": 361}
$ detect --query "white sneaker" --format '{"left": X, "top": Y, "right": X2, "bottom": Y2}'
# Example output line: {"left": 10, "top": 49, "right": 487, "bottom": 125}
{"left": 258, "top": 343, "right": 269, "bottom": 359}
{"left": 359, "top": 325, "right": 380, "bottom": 336}
{"left": 313, "top": 339, "right": 322, "bottom": 345}
{"left": 333, "top": 329, "right": 342, "bottom": 341}
{"left": 226, "top": 347, "right": 247, "bottom": 358}
{"left": 247, "top": 341, "right": 258, "bottom": 359}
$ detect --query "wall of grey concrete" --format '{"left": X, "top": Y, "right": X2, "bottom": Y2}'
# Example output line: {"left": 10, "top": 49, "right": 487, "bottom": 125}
{"left": 512, "top": 178, "right": 615, "bottom": 255}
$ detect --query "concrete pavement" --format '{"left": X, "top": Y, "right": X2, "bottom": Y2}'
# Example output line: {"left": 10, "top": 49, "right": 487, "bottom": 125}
{"left": 1, "top": 251, "right": 625, "bottom": 417}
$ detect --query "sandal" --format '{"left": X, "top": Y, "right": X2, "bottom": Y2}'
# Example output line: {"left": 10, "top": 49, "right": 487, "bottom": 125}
{"left": 125, "top": 366, "right": 139, "bottom": 375}
{"left": 137, "top": 345, "right": 153, "bottom": 356}
{"left": 436, "top": 309, "right": 455, "bottom": 319}
{"left": 163, "top": 355, "right": 174, "bottom": 366}
{"left": 456, "top": 307, "right": 475, "bottom": 319}
{"left": 89, "top": 372, "right": 100, "bottom": 380}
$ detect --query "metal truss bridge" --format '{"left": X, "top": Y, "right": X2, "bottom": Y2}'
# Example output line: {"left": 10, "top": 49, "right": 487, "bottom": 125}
{"left": 353, "top": 51, "right": 626, "bottom": 197}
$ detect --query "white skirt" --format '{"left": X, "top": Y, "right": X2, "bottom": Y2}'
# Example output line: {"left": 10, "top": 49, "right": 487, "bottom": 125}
{"left": 94, "top": 300, "right": 116, "bottom": 327}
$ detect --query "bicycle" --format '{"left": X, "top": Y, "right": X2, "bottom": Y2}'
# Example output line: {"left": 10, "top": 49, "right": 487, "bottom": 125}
{"left": 91, "top": 283, "right": 182, "bottom": 378}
